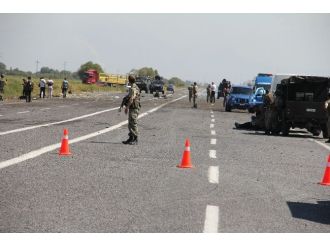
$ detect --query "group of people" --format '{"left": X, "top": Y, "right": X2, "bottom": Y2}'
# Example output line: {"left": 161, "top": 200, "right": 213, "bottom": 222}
{"left": 206, "top": 82, "right": 217, "bottom": 104}
{"left": 21, "top": 77, "right": 70, "bottom": 102}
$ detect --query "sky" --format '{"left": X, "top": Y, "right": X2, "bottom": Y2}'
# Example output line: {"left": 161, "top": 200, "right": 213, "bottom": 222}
{"left": 0, "top": 14, "right": 330, "bottom": 84}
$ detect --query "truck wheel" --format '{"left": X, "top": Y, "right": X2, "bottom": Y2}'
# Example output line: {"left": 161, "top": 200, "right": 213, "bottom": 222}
{"left": 281, "top": 121, "right": 290, "bottom": 136}
{"left": 321, "top": 124, "right": 328, "bottom": 139}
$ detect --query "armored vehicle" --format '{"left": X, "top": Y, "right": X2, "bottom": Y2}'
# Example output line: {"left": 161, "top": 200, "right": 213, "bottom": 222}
{"left": 149, "top": 76, "right": 165, "bottom": 95}
{"left": 264, "top": 75, "right": 330, "bottom": 138}
{"left": 135, "top": 76, "right": 150, "bottom": 93}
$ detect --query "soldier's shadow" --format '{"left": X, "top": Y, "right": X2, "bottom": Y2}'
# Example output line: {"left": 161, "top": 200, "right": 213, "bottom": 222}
{"left": 287, "top": 201, "right": 330, "bottom": 225}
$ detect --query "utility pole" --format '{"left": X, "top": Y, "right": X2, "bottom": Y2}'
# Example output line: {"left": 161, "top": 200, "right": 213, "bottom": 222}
{"left": 36, "top": 60, "right": 40, "bottom": 74}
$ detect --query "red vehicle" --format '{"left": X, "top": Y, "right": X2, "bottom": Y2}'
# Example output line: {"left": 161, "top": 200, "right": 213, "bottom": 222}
{"left": 82, "top": 69, "right": 99, "bottom": 84}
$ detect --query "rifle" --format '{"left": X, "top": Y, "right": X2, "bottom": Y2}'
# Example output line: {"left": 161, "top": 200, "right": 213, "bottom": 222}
{"left": 118, "top": 94, "right": 130, "bottom": 112}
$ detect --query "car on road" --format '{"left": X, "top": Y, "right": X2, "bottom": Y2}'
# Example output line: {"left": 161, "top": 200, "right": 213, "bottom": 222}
{"left": 248, "top": 87, "right": 266, "bottom": 113}
{"left": 167, "top": 84, "right": 175, "bottom": 93}
{"left": 225, "top": 85, "right": 253, "bottom": 112}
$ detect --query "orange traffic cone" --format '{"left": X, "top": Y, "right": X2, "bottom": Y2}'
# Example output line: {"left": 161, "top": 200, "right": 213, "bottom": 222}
{"left": 177, "top": 139, "right": 193, "bottom": 168}
{"left": 59, "top": 129, "right": 72, "bottom": 156}
{"left": 319, "top": 155, "right": 330, "bottom": 186}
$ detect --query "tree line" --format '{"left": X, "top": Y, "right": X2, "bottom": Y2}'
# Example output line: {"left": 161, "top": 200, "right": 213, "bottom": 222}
{"left": 0, "top": 61, "right": 187, "bottom": 86}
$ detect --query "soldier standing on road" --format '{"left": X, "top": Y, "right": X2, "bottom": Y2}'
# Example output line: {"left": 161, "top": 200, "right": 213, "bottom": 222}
{"left": 122, "top": 75, "right": 141, "bottom": 145}
{"left": 39, "top": 77, "right": 46, "bottom": 98}
{"left": 192, "top": 82, "right": 198, "bottom": 108}
{"left": 25, "top": 76, "right": 34, "bottom": 103}
{"left": 62, "top": 78, "right": 69, "bottom": 98}
{"left": 22, "top": 78, "right": 27, "bottom": 99}
{"left": 0, "top": 74, "right": 6, "bottom": 101}
{"left": 188, "top": 84, "right": 193, "bottom": 102}
{"left": 206, "top": 84, "right": 211, "bottom": 103}
{"left": 325, "top": 93, "right": 330, "bottom": 143}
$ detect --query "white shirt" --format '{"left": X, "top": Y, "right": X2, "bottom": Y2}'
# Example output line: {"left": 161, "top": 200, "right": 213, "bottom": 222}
{"left": 211, "top": 84, "right": 216, "bottom": 92}
{"left": 39, "top": 79, "right": 46, "bottom": 88}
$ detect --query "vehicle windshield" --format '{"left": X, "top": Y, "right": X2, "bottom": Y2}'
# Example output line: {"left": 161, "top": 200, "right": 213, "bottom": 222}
{"left": 231, "top": 87, "right": 252, "bottom": 95}
{"left": 255, "top": 83, "right": 271, "bottom": 91}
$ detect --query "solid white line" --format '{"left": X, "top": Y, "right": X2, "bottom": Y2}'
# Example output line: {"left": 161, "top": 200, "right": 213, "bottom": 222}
{"left": 211, "top": 114, "right": 214, "bottom": 118}
{"left": 210, "top": 139, "right": 217, "bottom": 145}
{"left": 211, "top": 130, "right": 216, "bottom": 135}
{"left": 309, "top": 138, "right": 330, "bottom": 152}
{"left": 208, "top": 166, "right": 219, "bottom": 184}
{"left": 17, "top": 111, "right": 30, "bottom": 114}
{"left": 210, "top": 124, "right": 214, "bottom": 128}
{"left": 0, "top": 96, "right": 186, "bottom": 170}
{"left": 211, "top": 119, "right": 215, "bottom": 123}
{"left": 0, "top": 107, "right": 119, "bottom": 136}
{"left": 203, "top": 205, "right": 219, "bottom": 233}
{"left": 209, "top": 150, "right": 217, "bottom": 158}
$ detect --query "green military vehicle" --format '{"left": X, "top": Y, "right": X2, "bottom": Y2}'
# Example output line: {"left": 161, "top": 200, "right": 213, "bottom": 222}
{"left": 264, "top": 75, "right": 330, "bottom": 138}
{"left": 135, "top": 76, "right": 150, "bottom": 94}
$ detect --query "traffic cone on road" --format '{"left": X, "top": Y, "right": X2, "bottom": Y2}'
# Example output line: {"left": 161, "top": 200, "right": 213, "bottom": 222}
{"left": 59, "top": 128, "right": 72, "bottom": 156}
{"left": 177, "top": 139, "right": 193, "bottom": 168}
{"left": 319, "top": 155, "right": 330, "bottom": 186}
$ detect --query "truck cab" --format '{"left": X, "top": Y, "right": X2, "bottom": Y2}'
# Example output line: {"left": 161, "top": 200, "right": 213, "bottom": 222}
{"left": 248, "top": 73, "right": 272, "bottom": 113}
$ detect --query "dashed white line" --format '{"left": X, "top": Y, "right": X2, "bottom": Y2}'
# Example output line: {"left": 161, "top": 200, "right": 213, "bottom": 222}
{"left": 58, "top": 105, "right": 67, "bottom": 108}
{"left": 210, "top": 110, "right": 213, "bottom": 113}
{"left": 0, "top": 114, "right": 3, "bottom": 117}
{"left": 211, "top": 114, "right": 214, "bottom": 118}
{"left": 210, "top": 139, "right": 217, "bottom": 145}
{"left": 209, "top": 150, "right": 217, "bottom": 158}
{"left": 208, "top": 166, "right": 219, "bottom": 184}
{"left": 40, "top": 108, "right": 51, "bottom": 111}
{"left": 210, "top": 124, "right": 214, "bottom": 128}
{"left": 211, "top": 130, "right": 216, "bottom": 135}
{"left": 211, "top": 119, "right": 215, "bottom": 123}
{"left": 0, "top": 96, "right": 186, "bottom": 170}
{"left": 203, "top": 205, "right": 219, "bottom": 233}
{"left": 17, "top": 111, "right": 30, "bottom": 114}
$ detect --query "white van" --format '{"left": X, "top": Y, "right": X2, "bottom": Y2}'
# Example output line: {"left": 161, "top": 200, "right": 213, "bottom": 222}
{"left": 269, "top": 74, "right": 296, "bottom": 93}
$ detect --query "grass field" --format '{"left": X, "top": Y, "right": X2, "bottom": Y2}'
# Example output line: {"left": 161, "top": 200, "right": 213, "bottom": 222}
{"left": 1, "top": 75, "right": 125, "bottom": 100}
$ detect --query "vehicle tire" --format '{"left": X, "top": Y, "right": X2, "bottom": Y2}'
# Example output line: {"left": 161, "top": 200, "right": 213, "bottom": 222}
{"left": 225, "top": 105, "right": 231, "bottom": 112}
{"left": 312, "top": 130, "right": 321, "bottom": 136}
{"left": 248, "top": 108, "right": 255, "bottom": 114}
{"left": 321, "top": 123, "right": 328, "bottom": 139}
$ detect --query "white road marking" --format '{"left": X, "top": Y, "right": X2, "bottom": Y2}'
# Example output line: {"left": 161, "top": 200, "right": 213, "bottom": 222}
{"left": 211, "top": 130, "right": 216, "bottom": 135}
{"left": 211, "top": 119, "right": 215, "bottom": 123}
{"left": 208, "top": 166, "right": 219, "bottom": 184}
{"left": 209, "top": 150, "right": 217, "bottom": 158}
{"left": 0, "top": 107, "right": 119, "bottom": 136}
{"left": 0, "top": 96, "right": 186, "bottom": 170}
{"left": 40, "top": 108, "right": 51, "bottom": 111}
{"left": 210, "top": 110, "right": 213, "bottom": 113}
{"left": 211, "top": 114, "right": 214, "bottom": 118}
{"left": 58, "top": 105, "right": 67, "bottom": 108}
{"left": 203, "top": 205, "right": 219, "bottom": 233}
{"left": 17, "top": 111, "right": 30, "bottom": 114}
{"left": 309, "top": 138, "right": 330, "bottom": 151}
{"left": 210, "top": 124, "right": 214, "bottom": 128}
{"left": 0, "top": 114, "right": 3, "bottom": 117}
{"left": 210, "top": 139, "right": 217, "bottom": 145}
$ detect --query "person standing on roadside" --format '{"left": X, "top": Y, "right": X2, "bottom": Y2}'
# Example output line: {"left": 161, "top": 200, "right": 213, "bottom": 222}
{"left": 25, "top": 76, "right": 34, "bottom": 102}
{"left": 192, "top": 82, "right": 198, "bottom": 108}
{"left": 62, "top": 78, "right": 69, "bottom": 98}
{"left": 188, "top": 84, "right": 193, "bottom": 103}
{"left": 206, "top": 83, "right": 211, "bottom": 103}
{"left": 210, "top": 82, "right": 216, "bottom": 104}
{"left": 0, "top": 74, "right": 6, "bottom": 101}
{"left": 47, "top": 78, "right": 54, "bottom": 98}
{"left": 39, "top": 77, "right": 46, "bottom": 98}
{"left": 122, "top": 75, "right": 141, "bottom": 145}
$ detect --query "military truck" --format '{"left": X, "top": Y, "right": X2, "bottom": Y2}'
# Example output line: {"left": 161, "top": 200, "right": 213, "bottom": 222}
{"left": 135, "top": 76, "right": 150, "bottom": 93}
{"left": 149, "top": 76, "right": 165, "bottom": 95}
{"left": 264, "top": 75, "right": 330, "bottom": 138}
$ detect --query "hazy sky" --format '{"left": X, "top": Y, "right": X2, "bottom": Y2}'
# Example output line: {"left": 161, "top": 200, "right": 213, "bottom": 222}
{"left": 0, "top": 14, "right": 330, "bottom": 83}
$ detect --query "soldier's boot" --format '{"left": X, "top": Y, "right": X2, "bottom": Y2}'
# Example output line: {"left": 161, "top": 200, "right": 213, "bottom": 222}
{"left": 122, "top": 135, "right": 133, "bottom": 144}
{"left": 128, "top": 136, "right": 138, "bottom": 145}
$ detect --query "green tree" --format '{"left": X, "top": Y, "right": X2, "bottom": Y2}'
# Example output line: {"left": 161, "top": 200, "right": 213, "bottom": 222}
{"left": 168, "top": 77, "right": 185, "bottom": 87}
{"left": 130, "top": 67, "right": 159, "bottom": 78}
{"left": 77, "top": 61, "right": 104, "bottom": 80}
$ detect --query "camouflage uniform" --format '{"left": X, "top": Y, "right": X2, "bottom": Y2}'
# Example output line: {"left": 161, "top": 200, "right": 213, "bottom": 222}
{"left": 192, "top": 83, "right": 198, "bottom": 108}
{"left": 188, "top": 86, "right": 193, "bottom": 102}
{"left": 128, "top": 83, "right": 140, "bottom": 137}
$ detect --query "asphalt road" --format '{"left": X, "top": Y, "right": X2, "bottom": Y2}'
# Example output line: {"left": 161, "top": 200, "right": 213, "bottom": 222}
{"left": 0, "top": 90, "right": 329, "bottom": 232}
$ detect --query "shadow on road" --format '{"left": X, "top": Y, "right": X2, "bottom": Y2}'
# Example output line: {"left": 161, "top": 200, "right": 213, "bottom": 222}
{"left": 287, "top": 201, "right": 330, "bottom": 225}
{"left": 241, "top": 131, "right": 324, "bottom": 140}
{"left": 90, "top": 141, "right": 123, "bottom": 145}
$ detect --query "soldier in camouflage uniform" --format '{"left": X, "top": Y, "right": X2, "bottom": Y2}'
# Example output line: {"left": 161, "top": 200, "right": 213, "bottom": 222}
{"left": 122, "top": 75, "right": 141, "bottom": 145}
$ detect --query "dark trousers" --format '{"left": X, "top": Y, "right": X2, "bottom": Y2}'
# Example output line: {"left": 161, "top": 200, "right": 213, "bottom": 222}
{"left": 210, "top": 91, "right": 215, "bottom": 103}
{"left": 26, "top": 91, "right": 32, "bottom": 102}
{"left": 40, "top": 87, "right": 46, "bottom": 98}
{"left": 62, "top": 88, "right": 68, "bottom": 98}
